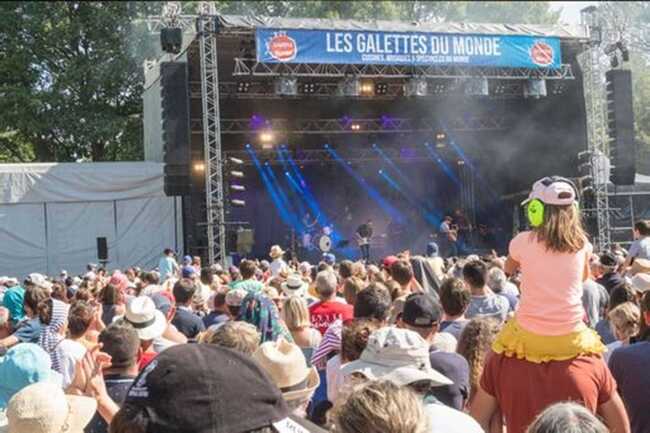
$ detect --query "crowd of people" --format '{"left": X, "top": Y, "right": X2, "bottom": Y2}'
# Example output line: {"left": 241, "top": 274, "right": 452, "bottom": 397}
{"left": 0, "top": 176, "right": 649, "bottom": 433}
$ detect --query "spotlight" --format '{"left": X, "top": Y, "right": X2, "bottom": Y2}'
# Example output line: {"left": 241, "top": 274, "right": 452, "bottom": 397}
{"left": 300, "top": 82, "right": 317, "bottom": 94}
{"left": 245, "top": 143, "right": 251, "bottom": 149}
{"left": 274, "top": 76, "right": 298, "bottom": 96}
{"left": 229, "top": 170, "right": 244, "bottom": 179}
{"left": 230, "top": 184, "right": 246, "bottom": 192}
{"left": 434, "top": 131, "right": 448, "bottom": 148}
{"left": 350, "top": 122, "right": 361, "bottom": 131}
{"left": 193, "top": 162, "right": 205, "bottom": 172}
{"left": 338, "top": 77, "right": 361, "bottom": 96}
{"left": 431, "top": 82, "right": 446, "bottom": 94}
{"left": 259, "top": 130, "right": 274, "bottom": 143}
{"left": 375, "top": 83, "right": 388, "bottom": 95}
{"left": 523, "top": 79, "right": 547, "bottom": 99}
{"left": 324, "top": 143, "right": 330, "bottom": 149}
{"left": 360, "top": 80, "right": 374, "bottom": 96}
{"left": 378, "top": 169, "right": 383, "bottom": 174}
{"left": 237, "top": 81, "right": 251, "bottom": 93}
{"left": 228, "top": 156, "right": 244, "bottom": 165}
{"left": 404, "top": 77, "right": 428, "bottom": 97}
{"left": 230, "top": 199, "right": 246, "bottom": 207}
{"left": 457, "top": 160, "right": 465, "bottom": 166}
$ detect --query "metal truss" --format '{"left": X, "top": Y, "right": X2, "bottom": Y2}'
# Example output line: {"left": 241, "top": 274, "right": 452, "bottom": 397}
{"left": 233, "top": 58, "right": 575, "bottom": 80}
{"left": 459, "top": 164, "right": 477, "bottom": 227}
{"left": 198, "top": 7, "right": 227, "bottom": 267}
{"left": 189, "top": 116, "right": 511, "bottom": 136}
{"left": 579, "top": 11, "right": 611, "bottom": 251}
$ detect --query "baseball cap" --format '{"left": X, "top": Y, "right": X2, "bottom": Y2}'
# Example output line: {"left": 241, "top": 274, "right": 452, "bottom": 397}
{"left": 382, "top": 255, "right": 399, "bottom": 269}
{"left": 26, "top": 273, "right": 53, "bottom": 292}
{"left": 0, "top": 343, "right": 63, "bottom": 409}
{"left": 124, "top": 344, "right": 319, "bottom": 433}
{"left": 322, "top": 253, "right": 336, "bottom": 266}
{"left": 341, "top": 327, "right": 452, "bottom": 387}
{"left": 183, "top": 255, "right": 192, "bottom": 265}
{"left": 181, "top": 265, "right": 196, "bottom": 278}
{"left": 402, "top": 293, "right": 442, "bottom": 328}
{"left": 522, "top": 176, "right": 576, "bottom": 206}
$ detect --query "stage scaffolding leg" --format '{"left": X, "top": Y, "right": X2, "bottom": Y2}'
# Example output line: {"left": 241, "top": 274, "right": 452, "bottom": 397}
{"left": 198, "top": 11, "right": 227, "bottom": 267}
{"left": 579, "top": 10, "right": 611, "bottom": 252}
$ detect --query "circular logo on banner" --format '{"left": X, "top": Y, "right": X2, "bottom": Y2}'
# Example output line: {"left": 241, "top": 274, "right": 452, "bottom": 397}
{"left": 267, "top": 33, "right": 297, "bottom": 62}
{"left": 530, "top": 41, "right": 554, "bottom": 66}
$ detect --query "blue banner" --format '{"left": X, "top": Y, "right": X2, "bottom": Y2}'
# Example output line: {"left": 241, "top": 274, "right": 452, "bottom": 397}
{"left": 256, "top": 28, "right": 561, "bottom": 68}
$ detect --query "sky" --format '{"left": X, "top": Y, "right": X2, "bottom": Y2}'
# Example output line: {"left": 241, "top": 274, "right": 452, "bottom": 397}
{"left": 549, "top": 1, "right": 598, "bottom": 25}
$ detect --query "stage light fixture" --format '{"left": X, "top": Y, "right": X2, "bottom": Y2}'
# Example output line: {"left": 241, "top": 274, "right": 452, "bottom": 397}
{"left": 404, "top": 77, "right": 428, "bottom": 97}
{"left": 350, "top": 122, "right": 361, "bottom": 131}
{"left": 230, "top": 199, "right": 246, "bottom": 207}
{"left": 228, "top": 156, "right": 244, "bottom": 165}
{"left": 193, "top": 162, "right": 205, "bottom": 172}
{"left": 274, "top": 76, "right": 298, "bottom": 96}
{"left": 229, "top": 170, "right": 244, "bottom": 179}
{"left": 259, "top": 130, "right": 274, "bottom": 143}
{"left": 434, "top": 131, "right": 448, "bottom": 148}
{"left": 360, "top": 80, "right": 374, "bottom": 96}
{"left": 457, "top": 160, "right": 466, "bottom": 166}
{"left": 375, "top": 83, "right": 388, "bottom": 95}
{"left": 523, "top": 79, "right": 547, "bottom": 99}
{"left": 431, "top": 83, "right": 446, "bottom": 94}
{"left": 230, "top": 184, "right": 246, "bottom": 192}
{"left": 237, "top": 81, "right": 251, "bottom": 93}
{"left": 338, "top": 77, "right": 361, "bottom": 96}
{"left": 300, "top": 82, "right": 317, "bottom": 94}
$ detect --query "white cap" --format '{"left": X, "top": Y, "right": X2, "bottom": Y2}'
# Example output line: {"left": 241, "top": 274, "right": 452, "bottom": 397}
{"left": 523, "top": 177, "right": 576, "bottom": 206}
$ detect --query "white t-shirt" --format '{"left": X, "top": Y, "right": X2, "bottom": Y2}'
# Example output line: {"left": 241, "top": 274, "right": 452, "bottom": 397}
{"left": 270, "top": 259, "right": 288, "bottom": 277}
{"left": 58, "top": 339, "right": 87, "bottom": 388}
{"left": 424, "top": 403, "right": 484, "bottom": 433}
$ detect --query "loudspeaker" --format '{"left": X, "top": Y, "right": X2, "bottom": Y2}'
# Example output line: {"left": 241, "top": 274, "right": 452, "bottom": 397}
{"left": 606, "top": 69, "right": 636, "bottom": 185}
{"left": 97, "top": 237, "right": 108, "bottom": 261}
{"left": 160, "top": 28, "right": 182, "bottom": 54}
{"left": 236, "top": 229, "right": 254, "bottom": 255}
{"left": 161, "top": 62, "right": 192, "bottom": 196}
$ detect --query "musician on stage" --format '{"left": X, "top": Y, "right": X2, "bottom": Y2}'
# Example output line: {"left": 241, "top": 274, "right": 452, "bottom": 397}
{"left": 356, "top": 219, "right": 374, "bottom": 262}
{"left": 439, "top": 215, "right": 458, "bottom": 257}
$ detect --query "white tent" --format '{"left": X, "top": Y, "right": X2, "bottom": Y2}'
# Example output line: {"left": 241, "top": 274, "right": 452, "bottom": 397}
{"left": 0, "top": 162, "right": 182, "bottom": 279}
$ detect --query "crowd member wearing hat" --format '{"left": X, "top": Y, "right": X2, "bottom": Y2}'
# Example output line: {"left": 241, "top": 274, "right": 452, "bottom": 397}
{"left": 200, "top": 321, "right": 261, "bottom": 355}
{"left": 597, "top": 251, "right": 626, "bottom": 295}
{"left": 309, "top": 270, "right": 353, "bottom": 336}
{"left": 253, "top": 338, "right": 321, "bottom": 419}
{"left": 609, "top": 292, "right": 650, "bottom": 433}
{"left": 109, "top": 344, "right": 324, "bottom": 433}
{"left": 526, "top": 402, "right": 609, "bottom": 433}
{"left": 322, "top": 253, "right": 336, "bottom": 267}
{"left": 84, "top": 323, "right": 140, "bottom": 433}
{"left": 341, "top": 327, "right": 483, "bottom": 433}
{"left": 170, "top": 278, "right": 205, "bottom": 340}
{"left": 282, "top": 274, "right": 316, "bottom": 304}
{"left": 26, "top": 273, "right": 53, "bottom": 295}
{"left": 238, "top": 291, "right": 293, "bottom": 344}
{"left": 225, "top": 287, "right": 247, "bottom": 317}
{"left": 0, "top": 344, "right": 63, "bottom": 419}
{"left": 4, "top": 382, "right": 96, "bottom": 433}
{"left": 269, "top": 245, "right": 289, "bottom": 277}
{"left": 625, "top": 220, "right": 650, "bottom": 267}
{"left": 37, "top": 298, "right": 70, "bottom": 375}
{"left": 2, "top": 284, "right": 25, "bottom": 330}
{"left": 438, "top": 278, "right": 470, "bottom": 340}
{"left": 282, "top": 296, "right": 321, "bottom": 361}
{"left": 150, "top": 292, "right": 187, "bottom": 353}
{"left": 334, "top": 380, "right": 428, "bottom": 433}
{"left": 116, "top": 296, "right": 166, "bottom": 371}
{"left": 230, "top": 260, "right": 264, "bottom": 294}
{"left": 397, "top": 293, "right": 470, "bottom": 411}
{"left": 630, "top": 273, "right": 650, "bottom": 299}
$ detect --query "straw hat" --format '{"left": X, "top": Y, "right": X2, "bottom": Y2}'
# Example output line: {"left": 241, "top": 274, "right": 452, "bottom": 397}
{"left": 5, "top": 382, "right": 97, "bottom": 433}
{"left": 114, "top": 296, "right": 167, "bottom": 341}
{"left": 269, "top": 245, "right": 286, "bottom": 259}
{"left": 630, "top": 258, "right": 650, "bottom": 276}
{"left": 631, "top": 273, "right": 650, "bottom": 294}
{"left": 281, "top": 274, "right": 308, "bottom": 298}
{"left": 253, "top": 338, "right": 320, "bottom": 401}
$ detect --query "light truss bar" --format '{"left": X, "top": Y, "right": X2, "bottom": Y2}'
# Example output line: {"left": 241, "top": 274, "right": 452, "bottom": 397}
{"left": 233, "top": 58, "right": 575, "bottom": 80}
{"left": 139, "top": 15, "right": 198, "bottom": 34}
{"left": 189, "top": 116, "right": 511, "bottom": 135}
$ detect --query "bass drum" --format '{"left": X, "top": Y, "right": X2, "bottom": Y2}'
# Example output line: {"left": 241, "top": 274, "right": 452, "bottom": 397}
{"left": 318, "top": 234, "right": 332, "bottom": 252}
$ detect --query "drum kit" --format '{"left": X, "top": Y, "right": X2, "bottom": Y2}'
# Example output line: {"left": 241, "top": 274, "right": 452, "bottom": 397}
{"left": 302, "top": 225, "right": 333, "bottom": 252}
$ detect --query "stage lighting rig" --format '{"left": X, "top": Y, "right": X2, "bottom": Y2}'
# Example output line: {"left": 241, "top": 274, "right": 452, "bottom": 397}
{"left": 274, "top": 76, "right": 298, "bottom": 96}
{"left": 259, "top": 130, "right": 275, "bottom": 145}
{"left": 523, "top": 79, "right": 547, "bottom": 99}
{"left": 360, "top": 80, "right": 374, "bottom": 96}
{"left": 193, "top": 162, "right": 205, "bottom": 172}
{"left": 434, "top": 131, "right": 448, "bottom": 148}
{"left": 375, "top": 83, "right": 388, "bottom": 95}
{"left": 300, "top": 82, "right": 317, "bottom": 94}
{"left": 338, "top": 76, "right": 361, "bottom": 96}
{"left": 404, "top": 77, "right": 428, "bottom": 97}
{"left": 464, "top": 77, "right": 489, "bottom": 96}
{"left": 237, "top": 81, "right": 251, "bottom": 93}
{"left": 225, "top": 156, "right": 246, "bottom": 208}
{"left": 350, "top": 122, "right": 362, "bottom": 131}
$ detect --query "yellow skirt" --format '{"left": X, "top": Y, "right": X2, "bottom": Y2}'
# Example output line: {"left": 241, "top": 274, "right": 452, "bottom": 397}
{"left": 492, "top": 318, "right": 606, "bottom": 363}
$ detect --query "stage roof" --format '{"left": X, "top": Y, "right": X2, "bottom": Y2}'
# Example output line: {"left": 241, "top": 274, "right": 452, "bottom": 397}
{"left": 216, "top": 14, "right": 589, "bottom": 40}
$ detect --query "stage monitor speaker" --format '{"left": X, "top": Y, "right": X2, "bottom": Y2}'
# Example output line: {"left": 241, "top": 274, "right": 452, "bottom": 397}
{"left": 161, "top": 61, "right": 193, "bottom": 196}
{"left": 236, "top": 229, "right": 254, "bottom": 255}
{"left": 160, "top": 28, "right": 182, "bottom": 54}
{"left": 97, "top": 237, "right": 108, "bottom": 262}
{"left": 606, "top": 69, "right": 636, "bottom": 185}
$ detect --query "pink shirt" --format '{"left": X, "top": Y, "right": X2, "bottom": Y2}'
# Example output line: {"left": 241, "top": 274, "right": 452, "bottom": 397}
{"left": 510, "top": 231, "right": 592, "bottom": 336}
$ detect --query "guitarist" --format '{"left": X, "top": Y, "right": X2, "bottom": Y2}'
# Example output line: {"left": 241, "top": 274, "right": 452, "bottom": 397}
{"left": 439, "top": 215, "right": 459, "bottom": 257}
{"left": 356, "top": 219, "right": 374, "bottom": 263}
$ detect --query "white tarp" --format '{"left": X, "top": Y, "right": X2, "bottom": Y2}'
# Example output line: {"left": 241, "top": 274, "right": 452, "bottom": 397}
{"left": 0, "top": 162, "right": 181, "bottom": 278}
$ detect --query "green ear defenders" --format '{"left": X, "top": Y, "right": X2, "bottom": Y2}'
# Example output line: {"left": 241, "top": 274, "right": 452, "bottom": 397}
{"left": 525, "top": 176, "right": 579, "bottom": 228}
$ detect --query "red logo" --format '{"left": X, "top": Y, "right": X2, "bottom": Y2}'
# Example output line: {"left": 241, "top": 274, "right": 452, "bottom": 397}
{"left": 267, "top": 33, "right": 297, "bottom": 62}
{"left": 530, "top": 41, "right": 554, "bottom": 66}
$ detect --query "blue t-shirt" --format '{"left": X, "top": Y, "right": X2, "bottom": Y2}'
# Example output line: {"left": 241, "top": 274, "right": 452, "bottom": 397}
{"left": 609, "top": 341, "right": 650, "bottom": 433}
{"left": 158, "top": 256, "right": 177, "bottom": 280}
{"left": 13, "top": 318, "right": 42, "bottom": 344}
{"left": 629, "top": 237, "right": 650, "bottom": 260}
{"left": 439, "top": 320, "right": 469, "bottom": 341}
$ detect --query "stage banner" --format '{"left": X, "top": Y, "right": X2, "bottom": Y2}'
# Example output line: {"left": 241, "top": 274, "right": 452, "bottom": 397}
{"left": 256, "top": 28, "right": 562, "bottom": 68}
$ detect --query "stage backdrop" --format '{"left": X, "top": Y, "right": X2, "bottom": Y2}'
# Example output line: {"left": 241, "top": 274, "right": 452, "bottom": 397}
{"left": 256, "top": 28, "right": 561, "bottom": 68}
{"left": 0, "top": 162, "right": 182, "bottom": 278}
